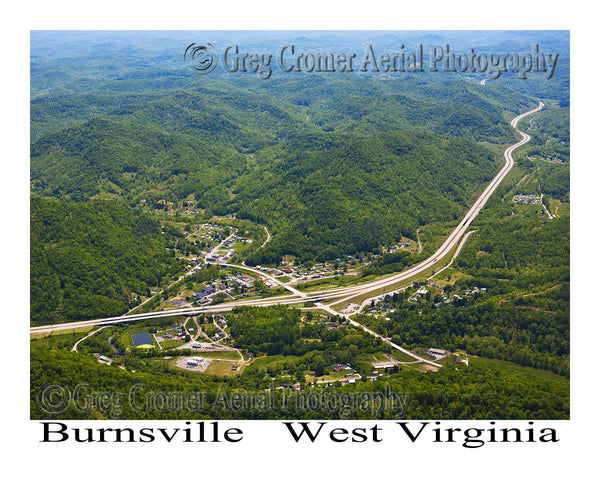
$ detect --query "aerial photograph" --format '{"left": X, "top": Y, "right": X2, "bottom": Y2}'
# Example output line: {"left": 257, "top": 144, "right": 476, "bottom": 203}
{"left": 29, "top": 30, "right": 570, "bottom": 422}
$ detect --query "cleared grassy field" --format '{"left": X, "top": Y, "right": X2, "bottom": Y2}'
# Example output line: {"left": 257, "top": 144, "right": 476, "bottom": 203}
{"left": 198, "top": 350, "right": 241, "bottom": 360}
{"left": 30, "top": 325, "right": 94, "bottom": 340}
{"left": 247, "top": 355, "right": 287, "bottom": 369}
{"left": 306, "top": 369, "right": 358, "bottom": 383}
{"left": 548, "top": 198, "right": 570, "bottom": 217}
{"left": 388, "top": 350, "right": 422, "bottom": 363}
{"left": 160, "top": 339, "right": 185, "bottom": 349}
{"left": 429, "top": 268, "right": 473, "bottom": 287}
{"left": 30, "top": 330, "right": 90, "bottom": 350}
{"left": 357, "top": 349, "right": 424, "bottom": 366}
{"left": 203, "top": 359, "right": 244, "bottom": 376}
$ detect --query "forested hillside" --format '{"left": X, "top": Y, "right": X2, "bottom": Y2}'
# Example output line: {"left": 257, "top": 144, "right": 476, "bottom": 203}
{"left": 235, "top": 76, "right": 527, "bottom": 142}
{"left": 29, "top": 31, "right": 570, "bottom": 422}
{"left": 30, "top": 116, "right": 248, "bottom": 203}
{"left": 233, "top": 130, "right": 498, "bottom": 264}
{"left": 31, "top": 78, "right": 529, "bottom": 207}
{"left": 30, "top": 196, "right": 183, "bottom": 324}
{"left": 30, "top": 330, "right": 569, "bottom": 420}
{"left": 30, "top": 73, "right": 529, "bottom": 264}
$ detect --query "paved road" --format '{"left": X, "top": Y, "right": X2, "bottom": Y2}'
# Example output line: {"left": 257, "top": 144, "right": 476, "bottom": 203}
{"left": 31, "top": 102, "right": 543, "bottom": 345}
{"left": 207, "top": 230, "right": 237, "bottom": 260}
{"left": 426, "top": 229, "right": 476, "bottom": 281}
{"left": 71, "top": 326, "right": 107, "bottom": 352}
{"left": 315, "top": 300, "right": 443, "bottom": 368}
{"left": 540, "top": 194, "right": 555, "bottom": 219}
{"left": 221, "top": 263, "right": 307, "bottom": 298}
{"left": 300, "top": 102, "right": 544, "bottom": 302}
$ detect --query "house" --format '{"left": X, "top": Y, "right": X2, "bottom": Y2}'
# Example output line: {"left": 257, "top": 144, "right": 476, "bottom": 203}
{"left": 371, "top": 362, "right": 398, "bottom": 370}
{"left": 428, "top": 348, "right": 447, "bottom": 357}
{"left": 193, "top": 286, "right": 217, "bottom": 301}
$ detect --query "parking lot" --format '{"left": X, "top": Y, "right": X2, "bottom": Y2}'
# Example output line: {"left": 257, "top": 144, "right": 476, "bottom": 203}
{"left": 174, "top": 356, "right": 212, "bottom": 373}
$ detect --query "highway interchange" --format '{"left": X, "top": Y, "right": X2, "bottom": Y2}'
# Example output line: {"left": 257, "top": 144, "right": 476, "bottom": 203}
{"left": 30, "top": 102, "right": 544, "bottom": 366}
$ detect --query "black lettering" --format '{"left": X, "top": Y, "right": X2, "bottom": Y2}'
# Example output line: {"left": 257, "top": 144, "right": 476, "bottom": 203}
{"left": 211, "top": 421, "right": 221, "bottom": 442}
{"left": 139, "top": 428, "right": 155, "bottom": 443}
{"left": 158, "top": 428, "right": 180, "bottom": 442}
{"left": 283, "top": 422, "right": 327, "bottom": 443}
{"left": 396, "top": 422, "right": 429, "bottom": 442}
{"left": 114, "top": 428, "right": 135, "bottom": 442}
{"left": 97, "top": 428, "right": 112, "bottom": 442}
{"left": 540, "top": 428, "right": 559, "bottom": 443}
{"left": 352, "top": 428, "right": 367, "bottom": 443}
{"left": 370, "top": 425, "right": 384, "bottom": 443}
{"left": 463, "top": 428, "right": 485, "bottom": 448}
{"left": 330, "top": 427, "right": 348, "bottom": 442}
{"left": 224, "top": 427, "right": 243, "bottom": 443}
{"left": 73, "top": 428, "right": 94, "bottom": 443}
{"left": 41, "top": 422, "right": 69, "bottom": 442}
{"left": 183, "top": 422, "right": 192, "bottom": 442}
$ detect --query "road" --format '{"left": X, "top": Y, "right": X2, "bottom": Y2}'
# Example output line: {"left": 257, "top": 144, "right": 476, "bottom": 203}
{"left": 540, "top": 194, "right": 555, "bottom": 219}
{"left": 258, "top": 224, "right": 271, "bottom": 249}
{"left": 206, "top": 230, "right": 237, "bottom": 260}
{"left": 299, "top": 101, "right": 544, "bottom": 302}
{"left": 31, "top": 101, "right": 544, "bottom": 366}
{"left": 426, "top": 229, "right": 476, "bottom": 281}
{"left": 314, "top": 300, "right": 443, "bottom": 368}
{"left": 221, "top": 263, "right": 307, "bottom": 298}
{"left": 71, "top": 325, "right": 107, "bottom": 352}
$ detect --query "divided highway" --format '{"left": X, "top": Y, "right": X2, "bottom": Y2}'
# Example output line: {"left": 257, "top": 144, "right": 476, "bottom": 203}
{"left": 302, "top": 101, "right": 545, "bottom": 301}
{"left": 30, "top": 102, "right": 543, "bottom": 341}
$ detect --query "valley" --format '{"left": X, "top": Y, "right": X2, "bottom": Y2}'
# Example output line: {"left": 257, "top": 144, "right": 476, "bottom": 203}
{"left": 29, "top": 30, "right": 570, "bottom": 421}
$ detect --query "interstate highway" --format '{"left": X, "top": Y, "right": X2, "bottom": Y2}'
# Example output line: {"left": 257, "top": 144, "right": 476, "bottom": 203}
{"left": 30, "top": 102, "right": 543, "bottom": 336}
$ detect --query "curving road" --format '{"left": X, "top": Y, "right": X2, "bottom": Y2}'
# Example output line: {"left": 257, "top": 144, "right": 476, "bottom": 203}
{"left": 31, "top": 102, "right": 543, "bottom": 345}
